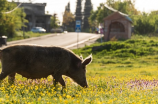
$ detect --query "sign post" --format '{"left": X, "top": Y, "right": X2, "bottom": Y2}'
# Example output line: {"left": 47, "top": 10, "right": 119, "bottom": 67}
{"left": 75, "top": 20, "right": 81, "bottom": 49}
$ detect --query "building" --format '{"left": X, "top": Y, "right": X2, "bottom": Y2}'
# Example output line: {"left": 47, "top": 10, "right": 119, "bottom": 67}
{"left": 103, "top": 12, "right": 132, "bottom": 41}
{"left": 17, "top": 2, "right": 51, "bottom": 32}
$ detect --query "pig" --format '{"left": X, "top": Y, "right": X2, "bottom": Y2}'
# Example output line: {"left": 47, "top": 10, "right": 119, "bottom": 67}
{"left": 0, "top": 44, "right": 92, "bottom": 89}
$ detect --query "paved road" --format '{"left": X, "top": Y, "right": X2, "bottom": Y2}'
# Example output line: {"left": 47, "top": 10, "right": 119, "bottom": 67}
{"left": 6, "top": 32, "right": 101, "bottom": 49}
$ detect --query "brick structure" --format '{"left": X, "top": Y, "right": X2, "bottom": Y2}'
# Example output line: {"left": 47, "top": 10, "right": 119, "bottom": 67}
{"left": 17, "top": 2, "right": 51, "bottom": 32}
{"left": 103, "top": 12, "right": 132, "bottom": 41}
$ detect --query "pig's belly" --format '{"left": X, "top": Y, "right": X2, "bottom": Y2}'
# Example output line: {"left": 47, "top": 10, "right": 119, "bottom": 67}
{"left": 16, "top": 71, "right": 52, "bottom": 79}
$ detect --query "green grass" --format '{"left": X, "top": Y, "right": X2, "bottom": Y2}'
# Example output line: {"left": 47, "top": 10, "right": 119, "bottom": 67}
{"left": 1, "top": 34, "right": 158, "bottom": 103}
{"left": 7, "top": 31, "right": 50, "bottom": 42}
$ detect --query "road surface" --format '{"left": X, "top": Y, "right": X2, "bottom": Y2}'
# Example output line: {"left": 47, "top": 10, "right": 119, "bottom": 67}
{"left": 6, "top": 32, "right": 101, "bottom": 49}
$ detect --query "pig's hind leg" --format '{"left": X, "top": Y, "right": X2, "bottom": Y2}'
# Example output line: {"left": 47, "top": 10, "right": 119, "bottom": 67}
{"left": 8, "top": 73, "right": 16, "bottom": 84}
{"left": 0, "top": 64, "right": 16, "bottom": 84}
{"left": 52, "top": 75, "right": 61, "bottom": 87}
{"left": 52, "top": 74, "right": 66, "bottom": 92}
{"left": 59, "top": 76, "right": 66, "bottom": 88}
{"left": 0, "top": 72, "right": 8, "bottom": 81}
{"left": 59, "top": 76, "right": 66, "bottom": 93}
{"left": 0, "top": 64, "right": 11, "bottom": 81}
{"left": 52, "top": 72, "right": 63, "bottom": 88}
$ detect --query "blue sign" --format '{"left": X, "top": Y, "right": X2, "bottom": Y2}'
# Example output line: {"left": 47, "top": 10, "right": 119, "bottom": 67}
{"left": 75, "top": 27, "right": 81, "bottom": 32}
{"left": 75, "top": 20, "right": 81, "bottom": 32}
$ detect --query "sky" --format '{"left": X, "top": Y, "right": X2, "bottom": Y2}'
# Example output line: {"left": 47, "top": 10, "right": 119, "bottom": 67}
{"left": 7, "top": 0, "right": 158, "bottom": 22}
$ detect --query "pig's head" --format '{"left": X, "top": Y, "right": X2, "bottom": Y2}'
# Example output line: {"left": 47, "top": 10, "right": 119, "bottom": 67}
{"left": 67, "top": 54, "right": 92, "bottom": 88}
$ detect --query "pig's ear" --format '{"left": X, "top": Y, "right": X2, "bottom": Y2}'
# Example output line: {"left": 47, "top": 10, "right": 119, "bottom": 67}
{"left": 82, "top": 54, "right": 92, "bottom": 66}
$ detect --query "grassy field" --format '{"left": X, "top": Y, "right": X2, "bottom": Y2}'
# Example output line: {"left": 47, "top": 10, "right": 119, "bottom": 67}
{"left": 1, "top": 34, "right": 158, "bottom": 103}
{"left": 7, "top": 31, "right": 50, "bottom": 42}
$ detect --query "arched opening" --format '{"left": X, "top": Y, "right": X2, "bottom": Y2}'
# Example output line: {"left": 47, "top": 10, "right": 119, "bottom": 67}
{"left": 109, "top": 22, "right": 125, "bottom": 32}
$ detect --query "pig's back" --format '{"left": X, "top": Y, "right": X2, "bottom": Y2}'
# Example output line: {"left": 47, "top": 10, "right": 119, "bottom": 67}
{"left": 0, "top": 45, "right": 73, "bottom": 79}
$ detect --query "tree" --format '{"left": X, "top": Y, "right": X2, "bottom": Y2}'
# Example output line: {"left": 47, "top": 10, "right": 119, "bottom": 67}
{"left": 134, "top": 12, "right": 158, "bottom": 34}
{"left": 88, "top": 3, "right": 103, "bottom": 27}
{"left": 75, "top": 0, "right": 82, "bottom": 22}
{"left": 63, "top": 2, "right": 75, "bottom": 31}
{"left": 65, "top": 2, "right": 70, "bottom": 12}
{"left": 0, "top": 0, "right": 8, "bottom": 36}
{"left": 28, "top": 0, "right": 32, "bottom": 3}
{"left": 0, "top": 1, "right": 27, "bottom": 38}
{"left": 63, "top": 11, "right": 75, "bottom": 26}
{"left": 83, "top": 0, "right": 93, "bottom": 30}
{"left": 0, "top": 0, "right": 7, "bottom": 13}
{"left": 88, "top": 0, "right": 158, "bottom": 35}
{"left": 106, "top": 0, "right": 115, "bottom": 6}
{"left": 50, "top": 14, "right": 60, "bottom": 28}
{"left": 89, "top": 0, "right": 139, "bottom": 27}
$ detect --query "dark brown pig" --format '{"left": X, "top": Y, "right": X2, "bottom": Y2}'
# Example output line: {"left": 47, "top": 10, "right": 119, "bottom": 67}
{"left": 0, "top": 44, "right": 92, "bottom": 89}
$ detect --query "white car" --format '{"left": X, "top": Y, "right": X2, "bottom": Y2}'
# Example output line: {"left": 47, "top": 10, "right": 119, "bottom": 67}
{"left": 31, "top": 27, "right": 46, "bottom": 33}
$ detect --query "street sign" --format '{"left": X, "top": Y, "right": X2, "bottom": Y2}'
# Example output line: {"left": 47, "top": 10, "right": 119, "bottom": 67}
{"left": 75, "top": 20, "right": 81, "bottom": 32}
{"left": 75, "top": 27, "right": 81, "bottom": 32}
{"left": 75, "top": 20, "right": 81, "bottom": 48}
